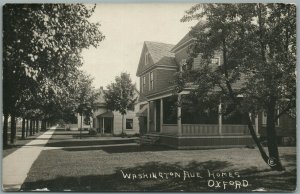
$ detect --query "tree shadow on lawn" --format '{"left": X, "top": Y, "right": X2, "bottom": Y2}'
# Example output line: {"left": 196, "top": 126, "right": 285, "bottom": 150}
{"left": 21, "top": 160, "right": 296, "bottom": 192}
{"left": 45, "top": 139, "right": 137, "bottom": 147}
{"left": 62, "top": 144, "right": 174, "bottom": 153}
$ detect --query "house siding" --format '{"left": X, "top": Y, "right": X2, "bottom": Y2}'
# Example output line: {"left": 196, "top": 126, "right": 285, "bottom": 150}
{"left": 140, "top": 68, "right": 176, "bottom": 97}
{"left": 154, "top": 68, "right": 176, "bottom": 92}
{"left": 174, "top": 47, "right": 189, "bottom": 65}
{"left": 90, "top": 88, "right": 140, "bottom": 135}
{"left": 112, "top": 111, "right": 139, "bottom": 135}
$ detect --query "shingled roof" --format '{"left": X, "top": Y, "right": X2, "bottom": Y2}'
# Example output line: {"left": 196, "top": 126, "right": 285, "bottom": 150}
{"left": 144, "top": 41, "right": 175, "bottom": 63}
{"left": 171, "top": 21, "right": 205, "bottom": 52}
{"left": 136, "top": 41, "right": 176, "bottom": 76}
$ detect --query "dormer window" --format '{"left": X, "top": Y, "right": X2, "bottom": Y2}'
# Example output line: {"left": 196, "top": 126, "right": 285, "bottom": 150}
{"left": 145, "top": 52, "right": 150, "bottom": 65}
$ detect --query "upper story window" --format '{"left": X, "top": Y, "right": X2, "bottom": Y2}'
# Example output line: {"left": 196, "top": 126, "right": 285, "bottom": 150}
{"left": 149, "top": 72, "right": 154, "bottom": 90}
{"left": 141, "top": 76, "right": 146, "bottom": 92}
{"left": 145, "top": 52, "right": 150, "bottom": 65}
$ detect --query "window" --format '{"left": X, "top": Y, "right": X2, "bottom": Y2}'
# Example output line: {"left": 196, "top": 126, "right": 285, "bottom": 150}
{"left": 262, "top": 110, "right": 280, "bottom": 126}
{"left": 211, "top": 57, "right": 220, "bottom": 66}
{"left": 142, "top": 76, "right": 146, "bottom": 92}
{"left": 149, "top": 72, "right": 154, "bottom": 90}
{"left": 126, "top": 119, "right": 133, "bottom": 129}
{"left": 145, "top": 52, "right": 150, "bottom": 65}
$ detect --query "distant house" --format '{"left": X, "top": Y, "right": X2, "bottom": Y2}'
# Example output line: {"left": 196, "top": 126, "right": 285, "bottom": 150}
{"left": 77, "top": 114, "right": 93, "bottom": 130}
{"left": 135, "top": 29, "right": 296, "bottom": 148}
{"left": 91, "top": 87, "right": 140, "bottom": 135}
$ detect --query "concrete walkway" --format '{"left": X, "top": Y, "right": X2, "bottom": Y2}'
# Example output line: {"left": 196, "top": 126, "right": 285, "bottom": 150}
{"left": 2, "top": 126, "right": 56, "bottom": 191}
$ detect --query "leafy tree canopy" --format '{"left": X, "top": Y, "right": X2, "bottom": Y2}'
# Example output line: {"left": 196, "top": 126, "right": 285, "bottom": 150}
{"left": 104, "top": 72, "right": 137, "bottom": 115}
{"left": 179, "top": 3, "right": 296, "bottom": 170}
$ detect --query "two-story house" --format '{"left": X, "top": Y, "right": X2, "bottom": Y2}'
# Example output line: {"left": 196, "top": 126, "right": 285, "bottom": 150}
{"left": 136, "top": 31, "right": 295, "bottom": 149}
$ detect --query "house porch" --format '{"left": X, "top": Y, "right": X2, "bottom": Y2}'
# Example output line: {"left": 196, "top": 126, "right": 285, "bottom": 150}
{"left": 143, "top": 94, "right": 256, "bottom": 149}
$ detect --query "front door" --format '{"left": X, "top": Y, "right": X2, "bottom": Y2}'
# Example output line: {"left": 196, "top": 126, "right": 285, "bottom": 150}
{"left": 104, "top": 118, "right": 113, "bottom": 133}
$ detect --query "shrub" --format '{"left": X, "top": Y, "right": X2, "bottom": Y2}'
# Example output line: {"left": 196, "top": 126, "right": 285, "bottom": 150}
{"left": 121, "top": 132, "right": 127, "bottom": 138}
{"left": 89, "top": 128, "right": 97, "bottom": 136}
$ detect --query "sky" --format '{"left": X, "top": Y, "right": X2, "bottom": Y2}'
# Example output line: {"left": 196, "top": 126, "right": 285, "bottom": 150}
{"left": 80, "top": 3, "right": 198, "bottom": 89}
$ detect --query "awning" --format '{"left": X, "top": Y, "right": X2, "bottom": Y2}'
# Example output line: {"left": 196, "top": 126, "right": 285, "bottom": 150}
{"left": 136, "top": 104, "right": 148, "bottom": 117}
{"left": 97, "top": 111, "right": 114, "bottom": 118}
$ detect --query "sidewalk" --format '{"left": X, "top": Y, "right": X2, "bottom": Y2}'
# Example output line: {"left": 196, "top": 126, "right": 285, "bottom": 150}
{"left": 2, "top": 126, "right": 56, "bottom": 191}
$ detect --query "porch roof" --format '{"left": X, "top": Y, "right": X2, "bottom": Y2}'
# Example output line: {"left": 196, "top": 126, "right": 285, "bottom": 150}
{"left": 97, "top": 111, "right": 114, "bottom": 118}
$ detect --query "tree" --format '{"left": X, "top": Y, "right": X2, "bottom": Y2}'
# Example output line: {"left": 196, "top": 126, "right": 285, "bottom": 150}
{"left": 179, "top": 3, "right": 296, "bottom": 170}
{"left": 74, "top": 71, "right": 99, "bottom": 135}
{"left": 104, "top": 73, "right": 137, "bottom": 135}
{"left": 3, "top": 4, "right": 104, "bottom": 145}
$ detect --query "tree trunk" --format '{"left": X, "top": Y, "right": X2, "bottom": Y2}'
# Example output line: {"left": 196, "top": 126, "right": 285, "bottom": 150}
{"left": 10, "top": 113, "right": 16, "bottom": 144}
{"left": 122, "top": 114, "right": 124, "bottom": 134}
{"left": 43, "top": 120, "right": 47, "bottom": 131}
{"left": 41, "top": 120, "right": 45, "bottom": 131}
{"left": 26, "top": 119, "right": 29, "bottom": 137}
{"left": 36, "top": 120, "right": 39, "bottom": 133}
{"left": 266, "top": 105, "right": 284, "bottom": 171}
{"left": 245, "top": 113, "right": 269, "bottom": 163}
{"left": 32, "top": 120, "right": 36, "bottom": 135}
{"left": 21, "top": 117, "right": 26, "bottom": 139}
{"left": 30, "top": 120, "right": 33, "bottom": 136}
{"left": 3, "top": 113, "right": 9, "bottom": 147}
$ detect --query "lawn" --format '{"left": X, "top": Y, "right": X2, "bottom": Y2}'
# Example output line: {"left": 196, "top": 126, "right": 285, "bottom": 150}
{"left": 20, "top": 130, "right": 296, "bottom": 192}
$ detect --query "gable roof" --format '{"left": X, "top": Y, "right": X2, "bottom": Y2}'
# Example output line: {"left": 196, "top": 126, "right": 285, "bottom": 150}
{"left": 170, "top": 32, "right": 192, "bottom": 52}
{"left": 136, "top": 41, "right": 176, "bottom": 76}
{"left": 171, "top": 21, "right": 205, "bottom": 53}
{"left": 93, "top": 87, "right": 107, "bottom": 107}
{"left": 145, "top": 41, "right": 175, "bottom": 63}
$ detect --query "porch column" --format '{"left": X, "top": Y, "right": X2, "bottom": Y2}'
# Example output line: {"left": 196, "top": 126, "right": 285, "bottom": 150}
{"left": 218, "top": 103, "right": 222, "bottom": 135}
{"left": 160, "top": 98, "right": 163, "bottom": 133}
{"left": 147, "top": 101, "right": 150, "bottom": 133}
{"left": 255, "top": 114, "right": 259, "bottom": 135}
{"left": 177, "top": 94, "right": 182, "bottom": 136}
{"left": 102, "top": 117, "right": 105, "bottom": 134}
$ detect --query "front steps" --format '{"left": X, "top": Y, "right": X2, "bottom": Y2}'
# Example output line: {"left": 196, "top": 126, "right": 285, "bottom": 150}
{"left": 137, "top": 135, "right": 160, "bottom": 145}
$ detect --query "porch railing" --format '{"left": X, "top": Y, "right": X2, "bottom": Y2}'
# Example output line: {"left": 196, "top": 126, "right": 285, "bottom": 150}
{"left": 182, "top": 124, "right": 249, "bottom": 136}
{"left": 160, "top": 124, "right": 249, "bottom": 136}
{"left": 161, "top": 124, "right": 178, "bottom": 135}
